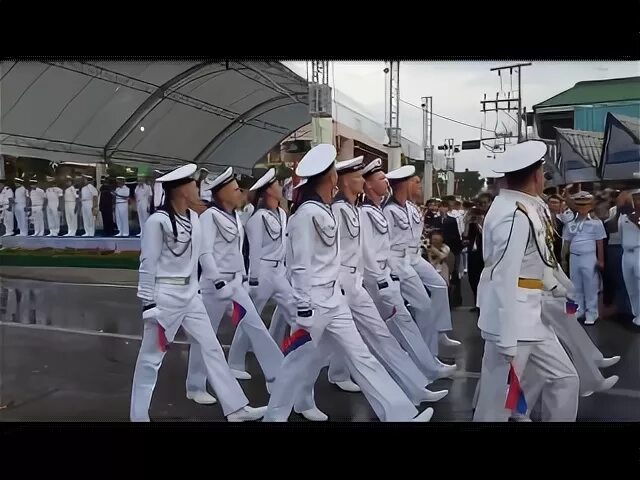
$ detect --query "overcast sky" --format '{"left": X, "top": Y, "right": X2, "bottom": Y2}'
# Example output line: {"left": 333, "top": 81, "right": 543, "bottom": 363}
{"left": 283, "top": 61, "right": 639, "bottom": 175}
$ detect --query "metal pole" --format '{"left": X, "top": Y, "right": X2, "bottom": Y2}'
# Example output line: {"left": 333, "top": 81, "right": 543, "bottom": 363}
{"left": 422, "top": 96, "right": 433, "bottom": 200}
{"left": 517, "top": 66, "right": 522, "bottom": 142}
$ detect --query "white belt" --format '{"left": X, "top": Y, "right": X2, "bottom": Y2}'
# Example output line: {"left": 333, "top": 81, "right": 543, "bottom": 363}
{"left": 261, "top": 258, "right": 282, "bottom": 267}
{"left": 407, "top": 246, "right": 420, "bottom": 254}
{"left": 81, "top": 200, "right": 93, "bottom": 203}
{"left": 156, "top": 277, "right": 190, "bottom": 285}
{"left": 340, "top": 265, "right": 358, "bottom": 274}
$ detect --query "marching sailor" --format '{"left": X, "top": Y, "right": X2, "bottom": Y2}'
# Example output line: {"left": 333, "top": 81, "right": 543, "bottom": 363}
{"left": 29, "top": 178, "right": 46, "bottom": 236}
{"left": 383, "top": 165, "right": 457, "bottom": 377}
{"left": 14, "top": 177, "right": 28, "bottom": 236}
{"left": 473, "top": 140, "right": 579, "bottom": 422}
{"left": 114, "top": 176, "right": 130, "bottom": 237}
{"left": 45, "top": 177, "right": 63, "bottom": 237}
{"left": 80, "top": 174, "right": 99, "bottom": 237}
{"left": 561, "top": 191, "right": 607, "bottom": 325}
{"left": 1, "top": 179, "right": 15, "bottom": 236}
{"left": 263, "top": 144, "right": 434, "bottom": 422}
{"left": 130, "top": 163, "right": 266, "bottom": 422}
{"left": 135, "top": 177, "right": 153, "bottom": 236}
{"left": 63, "top": 176, "right": 79, "bottom": 236}
{"left": 186, "top": 167, "right": 283, "bottom": 398}
{"left": 332, "top": 157, "right": 448, "bottom": 405}
{"left": 619, "top": 189, "right": 640, "bottom": 327}
{"left": 407, "top": 174, "right": 461, "bottom": 353}
{"left": 361, "top": 160, "right": 454, "bottom": 382}
{"left": 227, "top": 168, "right": 327, "bottom": 421}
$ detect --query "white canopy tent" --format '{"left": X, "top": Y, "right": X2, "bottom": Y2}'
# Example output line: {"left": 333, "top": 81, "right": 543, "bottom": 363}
{"left": 0, "top": 60, "right": 311, "bottom": 173}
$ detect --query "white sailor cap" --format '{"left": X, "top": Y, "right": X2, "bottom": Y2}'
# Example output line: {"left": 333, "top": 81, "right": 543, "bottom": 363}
{"left": 15, "top": 177, "right": 24, "bottom": 183}
{"left": 116, "top": 176, "right": 125, "bottom": 181}
{"left": 82, "top": 174, "right": 94, "bottom": 180}
{"left": 46, "top": 176, "right": 55, "bottom": 182}
{"left": 362, "top": 158, "right": 383, "bottom": 178}
{"left": 250, "top": 168, "right": 277, "bottom": 192}
{"left": 208, "top": 167, "right": 235, "bottom": 194}
{"left": 156, "top": 163, "right": 198, "bottom": 187}
{"left": 199, "top": 167, "right": 210, "bottom": 173}
{"left": 386, "top": 165, "right": 416, "bottom": 182}
{"left": 572, "top": 191, "right": 594, "bottom": 205}
{"left": 295, "top": 144, "right": 337, "bottom": 179}
{"left": 154, "top": 169, "right": 166, "bottom": 175}
{"left": 336, "top": 156, "right": 364, "bottom": 175}
{"left": 491, "top": 140, "right": 547, "bottom": 174}
{"left": 30, "top": 178, "right": 39, "bottom": 184}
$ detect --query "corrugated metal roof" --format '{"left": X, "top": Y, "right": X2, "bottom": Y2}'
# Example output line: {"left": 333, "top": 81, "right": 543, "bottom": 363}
{"left": 555, "top": 128, "right": 604, "bottom": 167}
{"left": 612, "top": 113, "right": 640, "bottom": 141}
{"left": 534, "top": 77, "right": 640, "bottom": 110}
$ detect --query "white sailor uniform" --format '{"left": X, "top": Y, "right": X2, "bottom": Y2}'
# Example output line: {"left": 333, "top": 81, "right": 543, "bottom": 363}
{"left": 114, "top": 184, "right": 130, "bottom": 237}
{"left": 473, "top": 189, "right": 579, "bottom": 421}
{"left": 1, "top": 186, "right": 14, "bottom": 236}
{"left": 620, "top": 209, "right": 640, "bottom": 324}
{"left": 130, "top": 208, "right": 249, "bottom": 421}
{"left": 45, "top": 186, "right": 63, "bottom": 236}
{"left": 14, "top": 184, "right": 28, "bottom": 236}
{"left": 186, "top": 202, "right": 284, "bottom": 394}
{"left": 81, "top": 181, "right": 98, "bottom": 236}
{"left": 64, "top": 184, "right": 79, "bottom": 236}
{"left": 29, "top": 186, "right": 46, "bottom": 236}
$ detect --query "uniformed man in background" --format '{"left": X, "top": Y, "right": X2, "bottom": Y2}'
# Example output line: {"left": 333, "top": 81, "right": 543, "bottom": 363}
{"left": 14, "top": 177, "right": 28, "bottom": 236}
{"left": 135, "top": 176, "right": 153, "bottom": 236}
{"left": 63, "top": 176, "right": 79, "bottom": 236}
{"left": 29, "top": 178, "right": 46, "bottom": 236}
{"left": 80, "top": 175, "right": 99, "bottom": 237}
{"left": 45, "top": 177, "right": 63, "bottom": 237}
{"left": 114, "top": 176, "right": 130, "bottom": 237}
{"left": 1, "top": 179, "right": 15, "bottom": 236}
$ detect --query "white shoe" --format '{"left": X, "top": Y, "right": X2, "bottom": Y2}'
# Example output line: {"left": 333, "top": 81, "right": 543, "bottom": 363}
{"left": 436, "top": 363, "right": 457, "bottom": 379}
{"left": 334, "top": 380, "right": 361, "bottom": 392}
{"left": 580, "top": 390, "right": 594, "bottom": 398}
{"left": 300, "top": 407, "right": 328, "bottom": 422}
{"left": 81, "top": 233, "right": 90, "bottom": 237}
{"left": 596, "top": 375, "right": 619, "bottom": 393}
{"left": 596, "top": 356, "right": 620, "bottom": 369}
{"left": 136, "top": 233, "right": 141, "bottom": 237}
{"left": 633, "top": 317, "right": 640, "bottom": 327}
{"left": 2, "top": 233, "right": 13, "bottom": 237}
{"left": 584, "top": 317, "right": 597, "bottom": 326}
{"left": 510, "top": 413, "right": 532, "bottom": 422}
{"left": 227, "top": 406, "right": 267, "bottom": 422}
{"left": 412, "top": 407, "right": 434, "bottom": 422}
{"left": 186, "top": 391, "right": 217, "bottom": 405}
{"left": 230, "top": 368, "right": 252, "bottom": 380}
{"left": 439, "top": 332, "right": 462, "bottom": 348}
{"left": 421, "top": 388, "right": 448, "bottom": 403}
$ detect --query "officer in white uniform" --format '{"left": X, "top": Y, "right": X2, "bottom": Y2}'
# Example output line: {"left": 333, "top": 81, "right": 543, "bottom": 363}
{"left": 114, "top": 176, "right": 130, "bottom": 237}
{"left": 263, "top": 144, "right": 434, "bottom": 422}
{"left": 1, "top": 180, "right": 15, "bottom": 236}
{"left": 197, "top": 168, "right": 214, "bottom": 203}
{"left": 45, "top": 177, "right": 63, "bottom": 236}
{"left": 562, "top": 192, "right": 607, "bottom": 325}
{"left": 330, "top": 157, "right": 448, "bottom": 405}
{"left": 130, "top": 163, "right": 266, "bottom": 422}
{"left": 473, "top": 140, "right": 579, "bottom": 422}
{"left": 152, "top": 170, "right": 166, "bottom": 210}
{"left": 619, "top": 189, "right": 640, "bottom": 326}
{"left": 384, "top": 165, "right": 457, "bottom": 375}
{"left": 63, "top": 176, "right": 79, "bottom": 236}
{"left": 186, "top": 166, "right": 284, "bottom": 399}
{"left": 135, "top": 177, "right": 152, "bottom": 236}
{"left": 29, "top": 179, "right": 46, "bottom": 236}
{"left": 361, "top": 160, "right": 454, "bottom": 383}
{"left": 14, "top": 178, "right": 28, "bottom": 236}
{"left": 227, "top": 168, "right": 327, "bottom": 421}
{"left": 406, "top": 174, "right": 461, "bottom": 354}
{"left": 80, "top": 175, "right": 99, "bottom": 237}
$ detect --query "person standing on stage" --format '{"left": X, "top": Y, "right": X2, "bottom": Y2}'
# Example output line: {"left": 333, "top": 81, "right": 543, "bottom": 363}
{"left": 29, "top": 179, "right": 46, "bottom": 237}
{"left": 113, "top": 176, "right": 130, "bottom": 237}
{"left": 197, "top": 167, "right": 213, "bottom": 203}
{"left": 152, "top": 170, "right": 166, "bottom": 212}
{"left": 135, "top": 177, "right": 152, "bottom": 237}
{"left": 63, "top": 176, "right": 79, "bottom": 237}
{"left": 14, "top": 177, "right": 28, "bottom": 237}
{"left": 45, "top": 177, "right": 63, "bottom": 237}
{"left": 186, "top": 167, "right": 283, "bottom": 401}
{"left": 130, "top": 163, "right": 266, "bottom": 422}
{"left": 561, "top": 191, "right": 606, "bottom": 325}
{"left": 619, "top": 189, "right": 640, "bottom": 327}
{"left": 99, "top": 177, "right": 115, "bottom": 237}
{"left": 264, "top": 145, "right": 434, "bottom": 423}
{"left": 473, "top": 140, "right": 579, "bottom": 422}
{"left": 80, "top": 174, "right": 99, "bottom": 237}
{"left": 1, "top": 180, "right": 14, "bottom": 237}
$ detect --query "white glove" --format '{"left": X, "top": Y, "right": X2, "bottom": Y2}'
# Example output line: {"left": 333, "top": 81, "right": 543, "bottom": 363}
{"left": 551, "top": 284, "right": 568, "bottom": 298}
{"left": 214, "top": 281, "right": 233, "bottom": 301}
{"left": 496, "top": 344, "right": 516, "bottom": 363}
{"left": 296, "top": 309, "right": 314, "bottom": 329}
{"left": 142, "top": 303, "right": 160, "bottom": 321}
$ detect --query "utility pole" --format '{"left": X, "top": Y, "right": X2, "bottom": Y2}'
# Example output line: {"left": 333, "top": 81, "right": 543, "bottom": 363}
{"left": 480, "top": 62, "right": 531, "bottom": 151}
{"left": 445, "top": 138, "right": 455, "bottom": 195}
{"left": 421, "top": 96, "right": 433, "bottom": 200}
{"left": 384, "top": 61, "right": 402, "bottom": 171}
{"left": 308, "top": 61, "right": 333, "bottom": 147}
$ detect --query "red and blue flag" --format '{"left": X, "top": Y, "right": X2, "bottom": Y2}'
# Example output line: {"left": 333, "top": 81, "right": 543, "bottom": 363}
{"left": 281, "top": 329, "right": 311, "bottom": 356}
{"left": 505, "top": 364, "right": 527, "bottom": 415}
{"left": 157, "top": 324, "right": 169, "bottom": 353}
{"left": 231, "top": 301, "right": 247, "bottom": 326}
{"left": 565, "top": 299, "right": 578, "bottom": 315}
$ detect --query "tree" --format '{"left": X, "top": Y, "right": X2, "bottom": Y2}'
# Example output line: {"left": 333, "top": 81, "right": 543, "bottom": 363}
{"left": 455, "top": 169, "right": 485, "bottom": 199}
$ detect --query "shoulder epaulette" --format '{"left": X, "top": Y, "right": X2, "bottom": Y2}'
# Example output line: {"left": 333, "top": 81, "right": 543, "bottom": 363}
{"left": 515, "top": 201, "right": 528, "bottom": 215}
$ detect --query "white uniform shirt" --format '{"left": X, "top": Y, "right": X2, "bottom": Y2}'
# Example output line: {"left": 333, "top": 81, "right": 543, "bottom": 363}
{"left": 135, "top": 184, "right": 152, "bottom": 208}
{"left": 332, "top": 196, "right": 361, "bottom": 270}
{"left": 563, "top": 215, "right": 606, "bottom": 255}
{"left": 46, "top": 187, "right": 63, "bottom": 209}
{"left": 558, "top": 208, "right": 575, "bottom": 225}
{"left": 606, "top": 206, "right": 621, "bottom": 245}
{"left": 238, "top": 203, "right": 254, "bottom": 227}
{"left": 407, "top": 201, "right": 425, "bottom": 262}
{"left": 619, "top": 213, "right": 640, "bottom": 251}
{"left": 114, "top": 185, "right": 130, "bottom": 204}
{"left": 360, "top": 198, "right": 392, "bottom": 283}
{"left": 81, "top": 184, "right": 98, "bottom": 203}
{"left": 15, "top": 186, "right": 28, "bottom": 205}
{"left": 245, "top": 207, "right": 286, "bottom": 280}
{"left": 64, "top": 185, "right": 78, "bottom": 203}
{"left": 1, "top": 186, "right": 13, "bottom": 206}
{"left": 199, "top": 177, "right": 214, "bottom": 203}
{"left": 29, "top": 187, "right": 46, "bottom": 207}
{"left": 383, "top": 198, "right": 418, "bottom": 278}
{"left": 153, "top": 182, "right": 164, "bottom": 208}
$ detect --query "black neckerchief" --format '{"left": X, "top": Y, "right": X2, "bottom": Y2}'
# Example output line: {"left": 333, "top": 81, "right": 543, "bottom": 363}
{"left": 362, "top": 196, "right": 382, "bottom": 208}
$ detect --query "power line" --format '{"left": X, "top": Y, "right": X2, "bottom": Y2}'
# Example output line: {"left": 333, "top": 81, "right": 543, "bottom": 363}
{"left": 399, "top": 98, "right": 487, "bottom": 132}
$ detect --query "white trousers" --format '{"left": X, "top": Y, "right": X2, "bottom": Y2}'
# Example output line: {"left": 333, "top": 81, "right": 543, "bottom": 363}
{"left": 65, "top": 202, "right": 77, "bottom": 235}
{"left": 115, "top": 202, "right": 129, "bottom": 236}
{"left": 263, "top": 286, "right": 418, "bottom": 422}
{"left": 622, "top": 248, "right": 640, "bottom": 318}
{"left": 46, "top": 205, "right": 60, "bottom": 235}
{"left": 130, "top": 293, "right": 248, "bottom": 421}
{"left": 137, "top": 202, "right": 150, "bottom": 231}
{"left": 81, "top": 201, "right": 95, "bottom": 236}
{"left": 2, "top": 206, "right": 14, "bottom": 235}
{"left": 31, "top": 205, "right": 45, "bottom": 236}
{"left": 569, "top": 252, "right": 600, "bottom": 322}
{"left": 14, "top": 203, "right": 27, "bottom": 236}
{"left": 411, "top": 256, "right": 453, "bottom": 355}
{"left": 187, "top": 274, "right": 283, "bottom": 393}
{"left": 364, "top": 275, "right": 443, "bottom": 382}
{"left": 269, "top": 305, "right": 289, "bottom": 347}
{"left": 473, "top": 329, "right": 579, "bottom": 422}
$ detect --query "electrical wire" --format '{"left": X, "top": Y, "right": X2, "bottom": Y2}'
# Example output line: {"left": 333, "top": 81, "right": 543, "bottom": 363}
{"left": 399, "top": 99, "right": 487, "bottom": 132}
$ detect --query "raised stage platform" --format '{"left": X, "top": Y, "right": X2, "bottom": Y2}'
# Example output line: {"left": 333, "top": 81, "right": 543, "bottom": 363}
{"left": 0, "top": 235, "right": 141, "bottom": 252}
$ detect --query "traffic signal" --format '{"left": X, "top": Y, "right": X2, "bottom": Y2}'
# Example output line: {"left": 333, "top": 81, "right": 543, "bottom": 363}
{"left": 461, "top": 140, "right": 481, "bottom": 150}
